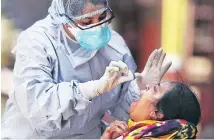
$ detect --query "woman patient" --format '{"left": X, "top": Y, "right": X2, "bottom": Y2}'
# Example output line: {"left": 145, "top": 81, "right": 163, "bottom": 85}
{"left": 101, "top": 81, "right": 201, "bottom": 139}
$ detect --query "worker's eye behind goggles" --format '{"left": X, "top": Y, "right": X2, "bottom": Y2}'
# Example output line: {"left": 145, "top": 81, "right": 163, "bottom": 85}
{"left": 62, "top": 6, "right": 115, "bottom": 30}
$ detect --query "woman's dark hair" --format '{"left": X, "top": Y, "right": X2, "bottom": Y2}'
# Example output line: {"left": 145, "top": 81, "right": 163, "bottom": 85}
{"left": 156, "top": 82, "right": 201, "bottom": 125}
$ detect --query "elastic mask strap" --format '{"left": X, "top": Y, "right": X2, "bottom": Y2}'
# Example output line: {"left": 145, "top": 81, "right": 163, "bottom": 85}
{"left": 64, "top": 25, "right": 78, "bottom": 43}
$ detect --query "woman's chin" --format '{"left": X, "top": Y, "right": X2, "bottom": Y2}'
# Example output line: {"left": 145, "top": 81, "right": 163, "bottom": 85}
{"left": 129, "top": 113, "right": 135, "bottom": 121}
{"left": 130, "top": 112, "right": 142, "bottom": 122}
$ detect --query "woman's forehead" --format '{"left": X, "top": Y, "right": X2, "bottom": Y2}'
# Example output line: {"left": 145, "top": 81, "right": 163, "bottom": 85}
{"left": 159, "top": 81, "right": 177, "bottom": 86}
{"left": 82, "top": 2, "right": 106, "bottom": 15}
{"left": 159, "top": 81, "right": 176, "bottom": 93}
{"left": 140, "top": 81, "right": 174, "bottom": 97}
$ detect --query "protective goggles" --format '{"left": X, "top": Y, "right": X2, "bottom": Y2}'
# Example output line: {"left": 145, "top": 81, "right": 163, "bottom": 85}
{"left": 63, "top": 6, "right": 115, "bottom": 30}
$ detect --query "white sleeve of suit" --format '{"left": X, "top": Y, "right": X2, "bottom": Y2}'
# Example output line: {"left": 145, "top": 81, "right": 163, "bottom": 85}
{"left": 13, "top": 32, "right": 92, "bottom": 131}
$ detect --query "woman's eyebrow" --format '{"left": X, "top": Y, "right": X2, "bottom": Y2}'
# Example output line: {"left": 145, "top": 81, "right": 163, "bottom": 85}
{"left": 84, "top": 17, "right": 93, "bottom": 20}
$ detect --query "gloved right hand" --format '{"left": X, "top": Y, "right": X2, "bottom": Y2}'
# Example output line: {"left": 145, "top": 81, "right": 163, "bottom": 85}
{"left": 79, "top": 61, "right": 134, "bottom": 100}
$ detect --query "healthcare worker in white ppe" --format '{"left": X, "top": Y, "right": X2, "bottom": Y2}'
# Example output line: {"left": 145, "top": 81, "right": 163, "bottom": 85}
{"left": 1, "top": 0, "right": 172, "bottom": 139}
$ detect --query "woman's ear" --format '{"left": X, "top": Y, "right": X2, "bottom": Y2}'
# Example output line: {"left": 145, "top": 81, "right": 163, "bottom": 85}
{"left": 150, "top": 111, "right": 164, "bottom": 120}
{"left": 150, "top": 111, "right": 157, "bottom": 119}
{"left": 156, "top": 112, "right": 164, "bottom": 120}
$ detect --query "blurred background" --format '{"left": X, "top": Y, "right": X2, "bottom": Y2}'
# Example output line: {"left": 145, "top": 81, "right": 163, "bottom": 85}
{"left": 1, "top": 0, "right": 214, "bottom": 138}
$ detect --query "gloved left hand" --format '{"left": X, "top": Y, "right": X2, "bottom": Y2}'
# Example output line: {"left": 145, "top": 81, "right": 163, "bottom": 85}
{"left": 135, "top": 48, "right": 172, "bottom": 91}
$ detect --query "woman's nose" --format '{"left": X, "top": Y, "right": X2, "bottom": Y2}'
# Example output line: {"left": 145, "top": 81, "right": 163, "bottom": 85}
{"left": 145, "top": 85, "right": 151, "bottom": 91}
